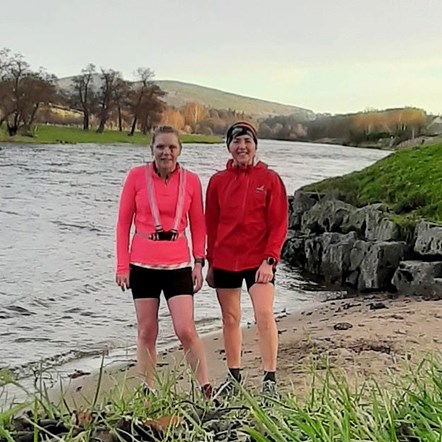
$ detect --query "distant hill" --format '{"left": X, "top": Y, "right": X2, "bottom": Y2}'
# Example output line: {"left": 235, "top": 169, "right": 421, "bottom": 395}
{"left": 57, "top": 76, "right": 315, "bottom": 120}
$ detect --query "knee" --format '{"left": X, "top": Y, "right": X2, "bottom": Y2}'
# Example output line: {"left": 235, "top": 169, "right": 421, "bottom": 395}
{"left": 137, "top": 323, "right": 158, "bottom": 346}
{"left": 175, "top": 326, "right": 198, "bottom": 347}
{"left": 255, "top": 310, "right": 275, "bottom": 332}
{"left": 222, "top": 311, "right": 241, "bottom": 328}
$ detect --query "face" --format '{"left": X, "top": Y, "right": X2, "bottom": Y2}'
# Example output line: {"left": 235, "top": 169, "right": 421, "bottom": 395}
{"left": 151, "top": 133, "right": 182, "bottom": 170}
{"left": 228, "top": 134, "right": 256, "bottom": 166}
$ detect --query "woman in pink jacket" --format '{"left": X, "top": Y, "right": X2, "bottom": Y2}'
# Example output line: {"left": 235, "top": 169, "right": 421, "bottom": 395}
{"left": 116, "top": 125, "right": 211, "bottom": 398}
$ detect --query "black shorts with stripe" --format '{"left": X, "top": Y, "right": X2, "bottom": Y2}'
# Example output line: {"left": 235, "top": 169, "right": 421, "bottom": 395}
{"left": 129, "top": 265, "right": 193, "bottom": 300}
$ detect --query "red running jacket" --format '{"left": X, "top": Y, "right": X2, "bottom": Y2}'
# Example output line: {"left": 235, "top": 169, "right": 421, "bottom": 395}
{"left": 205, "top": 160, "right": 288, "bottom": 272}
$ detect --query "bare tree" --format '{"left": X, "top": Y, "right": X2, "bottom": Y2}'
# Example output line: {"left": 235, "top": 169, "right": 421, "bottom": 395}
{"left": 128, "top": 68, "right": 165, "bottom": 136}
{"left": 0, "top": 48, "right": 57, "bottom": 136}
{"left": 70, "top": 64, "right": 97, "bottom": 130}
{"left": 96, "top": 68, "right": 121, "bottom": 133}
{"left": 113, "top": 77, "right": 131, "bottom": 132}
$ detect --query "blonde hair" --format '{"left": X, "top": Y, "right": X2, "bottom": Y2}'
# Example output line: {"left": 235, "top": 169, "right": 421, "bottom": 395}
{"left": 151, "top": 125, "right": 182, "bottom": 148}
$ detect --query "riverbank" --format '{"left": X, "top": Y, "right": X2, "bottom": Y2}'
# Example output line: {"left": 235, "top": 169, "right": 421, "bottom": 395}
{"left": 3, "top": 294, "right": 442, "bottom": 440}
{"left": 0, "top": 125, "right": 221, "bottom": 145}
{"left": 302, "top": 142, "right": 442, "bottom": 224}
{"left": 39, "top": 292, "right": 442, "bottom": 408}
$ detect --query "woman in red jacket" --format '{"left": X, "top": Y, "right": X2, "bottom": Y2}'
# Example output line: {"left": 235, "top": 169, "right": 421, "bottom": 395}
{"left": 205, "top": 121, "right": 288, "bottom": 399}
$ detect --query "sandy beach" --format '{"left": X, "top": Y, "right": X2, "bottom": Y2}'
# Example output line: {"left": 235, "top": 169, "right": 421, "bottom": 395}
{"left": 48, "top": 293, "right": 442, "bottom": 406}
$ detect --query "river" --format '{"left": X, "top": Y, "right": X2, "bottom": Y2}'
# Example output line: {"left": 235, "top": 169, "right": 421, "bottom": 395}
{"left": 0, "top": 140, "right": 389, "bottom": 379}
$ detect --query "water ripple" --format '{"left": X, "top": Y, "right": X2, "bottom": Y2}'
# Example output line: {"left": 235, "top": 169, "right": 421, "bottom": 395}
{"left": 0, "top": 141, "right": 389, "bottom": 376}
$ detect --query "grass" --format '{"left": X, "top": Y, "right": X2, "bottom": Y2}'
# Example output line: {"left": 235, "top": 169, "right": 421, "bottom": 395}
{"left": 0, "top": 125, "right": 222, "bottom": 145}
{"left": 2, "top": 355, "right": 442, "bottom": 441}
{"left": 302, "top": 142, "right": 442, "bottom": 224}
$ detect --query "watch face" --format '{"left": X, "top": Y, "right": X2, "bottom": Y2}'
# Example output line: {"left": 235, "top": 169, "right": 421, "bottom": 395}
{"left": 267, "top": 257, "right": 276, "bottom": 265}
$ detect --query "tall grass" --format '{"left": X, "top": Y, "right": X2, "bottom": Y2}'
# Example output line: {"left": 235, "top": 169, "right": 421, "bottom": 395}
{"left": 1, "top": 355, "right": 442, "bottom": 441}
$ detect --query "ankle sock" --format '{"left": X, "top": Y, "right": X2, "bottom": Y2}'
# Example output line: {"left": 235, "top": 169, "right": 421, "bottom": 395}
{"left": 263, "top": 371, "right": 276, "bottom": 383}
{"left": 201, "top": 383, "right": 213, "bottom": 399}
{"left": 228, "top": 367, "right": 242, "bottom": 382}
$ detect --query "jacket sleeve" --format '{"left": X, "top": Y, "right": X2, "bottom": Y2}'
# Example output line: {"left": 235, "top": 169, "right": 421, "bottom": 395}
{"left": 205, "top": 175, "right": 219, "bottom": 265}
{"left": 188, "top": 174, "right": 206, "bottom": 259}
{"left": 116, "top": 169, "right": 136, "bottom": 275}
{"left": 264, "top": 172, "right": 289, "bottom": 263}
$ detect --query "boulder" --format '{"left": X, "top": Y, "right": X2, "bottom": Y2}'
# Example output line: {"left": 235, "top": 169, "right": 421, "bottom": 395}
{"left": 414, "top": 221, "right": 442, "bottom": 257}
{"left": 358, "top": 241, "right": 408, "bottom": 291}
{"left": 364, "top": 204, "right": 399, "bottom": 241}
{"left": 320, "top": 232, "right": 358, "bottom": 283}
{"left": 289, "top": 191, "right": 322, "bottom": 229}
{"left": 345, "top": 240, "right": 371, "bottom": 288}
{"left": 301, "top": 198, "right": 356, "bottom": 234}
{"left": 282, "top": 231, "right": 310, "bottom": 267}
{"left": 392, "top": 261, "right": 442, "bottom": 297}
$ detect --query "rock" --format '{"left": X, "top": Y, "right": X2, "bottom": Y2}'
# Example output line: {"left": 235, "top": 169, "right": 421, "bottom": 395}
{"left": 365, "top": 205, "right": 399, "bottom": 241}
{"left": 304, "top": 236, "right": 323, "bottom": 274}
{"left": 282, "top": 231, "right": 310, "bottom": 266}
{"left": 341, "top": 206, "right": 369, "bottom": 235}
{"left": 320, "top": 232, "right": 358, "bottom": 283}
{"left": 301, "top": 198, "right": 356, "bottom": 234}
{"left": 358, "top": 242, "right": 408, "bottom": 291}
{"left": 392, "top": 260, "right": 442, "bottom": 297}
{"left": 369, "top": 302, "right": 388, "bottom": 310}
{"left": 414, "top": 221, "right": 442, "bottom": 257}
{"left": 289, "top": 190, "right": 322, "bottom": 229}
{"left": 333, "top": 322, "right": 353, "bottom": 330}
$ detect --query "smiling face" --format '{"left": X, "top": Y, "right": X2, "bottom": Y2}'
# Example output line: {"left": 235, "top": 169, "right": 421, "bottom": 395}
{"left": 228, "top": 134, "right": 257, "bottom": 166}
{"left": 151, "top": 132, "right": 182, "bottom": 172}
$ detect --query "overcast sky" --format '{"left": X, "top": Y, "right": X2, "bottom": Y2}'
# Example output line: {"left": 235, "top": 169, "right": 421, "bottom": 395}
{"left": 1, "top": 0, "right": 441, "bottom": 114}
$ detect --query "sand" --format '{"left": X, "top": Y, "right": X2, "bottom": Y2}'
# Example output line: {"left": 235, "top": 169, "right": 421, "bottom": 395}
{"left": 47, "top": 293, "right": 442, "bottom": 406}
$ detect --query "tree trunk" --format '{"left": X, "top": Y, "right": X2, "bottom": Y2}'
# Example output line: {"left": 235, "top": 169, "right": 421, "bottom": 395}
{"left": 7, "top": 124, "right": 18, "bottom": 136}
{"left": 129, "top": 117, "right": 137, "bottom": 136}
{"left": 83, "top": 112, "right": 89, "bottom": 130}
{"left": 96, "top": 120, "right": 105, "bottom": 133}
{"left": 118, "top": 106, "right": 123, "bottom": 132}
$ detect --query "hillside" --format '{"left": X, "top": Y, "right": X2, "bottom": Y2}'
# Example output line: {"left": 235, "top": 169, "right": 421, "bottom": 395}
{"left": 302, "top": 143, "right": 442, "bottom": 224}
{"left": 57, "top": 76, "right": 314, "bottom": 120}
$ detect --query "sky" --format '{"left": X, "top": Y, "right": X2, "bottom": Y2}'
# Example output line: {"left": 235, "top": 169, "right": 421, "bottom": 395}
{"left": 1, "top": 0, "right": 441, "bottom": 115}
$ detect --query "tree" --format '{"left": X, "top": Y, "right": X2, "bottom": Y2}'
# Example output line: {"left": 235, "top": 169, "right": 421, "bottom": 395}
{"left": 70, "top": 64, "right": 97, "bottom": 130}
{"left": 96, "top": 68, "right": 120, "bottom": 133}
{"left": 113, "top": 77, "right": 131, "bottom": 132}
{"left": 128, "top": 68, "right": 165, "bottom": 136}
{"left": 0, "top": 48, "right": 57, "bottom": 136}
{"left": 181, "top": 102, "right": 208, "bottom": 131}
{"left": 161, "top": 108, "right": 185, "bottom": 130}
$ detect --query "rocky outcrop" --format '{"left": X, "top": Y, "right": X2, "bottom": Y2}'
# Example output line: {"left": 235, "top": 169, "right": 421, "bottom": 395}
{"left": 282, "top": 191, "right": 442, "bottom": 296}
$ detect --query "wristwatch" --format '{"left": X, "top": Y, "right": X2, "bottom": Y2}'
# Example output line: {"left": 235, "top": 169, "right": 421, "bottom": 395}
{"left": 265, "top": 257, "right": 276, "bottom": 266}
{"left": 195, "top": 258, "right": 205, "bottom": 267}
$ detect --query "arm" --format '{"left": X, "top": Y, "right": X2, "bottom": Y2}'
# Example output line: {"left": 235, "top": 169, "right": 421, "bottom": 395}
{"left": 116, "top": 169, "right": 136, "bottom": 276}
{"left": 205, "top": 176, "right": 219, "bottom": 266}
{"left": 188, "top": 174, "right": 206, "bottom": 260}
{"left": 264, "top": 172, "right": 289, "bottom": 263}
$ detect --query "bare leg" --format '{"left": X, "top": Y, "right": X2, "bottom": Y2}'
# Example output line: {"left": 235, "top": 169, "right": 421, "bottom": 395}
{"left": 167, "top": 295, "right": 210, "bottom": 386}
{"left": 134, "top": 298, "right": 160, "bottom": 387}
{"left": 216, "top": 288, "right": 242, "bottom": 369}
{"left": 248, "top": 283, "right": 277, "bottom": 372}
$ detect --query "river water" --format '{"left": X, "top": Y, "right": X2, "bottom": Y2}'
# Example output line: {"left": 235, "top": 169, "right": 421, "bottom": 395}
{"left": 0, "top": 140, "right": 389, "bottom": 379}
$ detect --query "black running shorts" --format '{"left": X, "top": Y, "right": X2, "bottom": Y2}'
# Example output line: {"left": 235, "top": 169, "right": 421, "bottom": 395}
{"left": 213, "top": 267, "right": 275, "bottom": 291}
{"left": 129, "top": 265, "right": 194, "bottom": 300}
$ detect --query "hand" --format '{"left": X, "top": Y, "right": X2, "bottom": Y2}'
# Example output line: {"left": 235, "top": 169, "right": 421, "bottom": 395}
{"left": 255, "top": 261, "right": 274, "bottom": 284}
{"left": 116, "top": 272, "right": 130, "bottom": 291}
{"left": 192, "top": 264, "right": 203, "bottom": 293}
{"left": 205, "top": 266, "right": 215, "bottom": 288}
